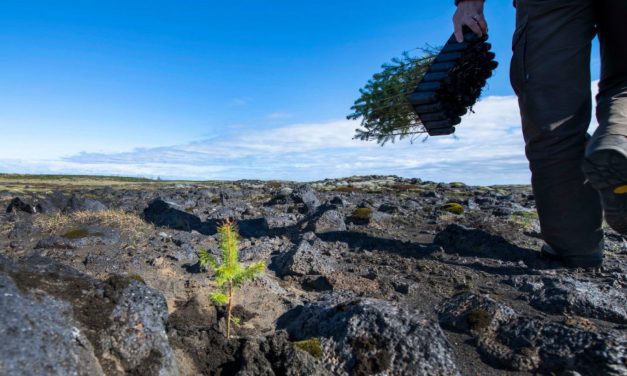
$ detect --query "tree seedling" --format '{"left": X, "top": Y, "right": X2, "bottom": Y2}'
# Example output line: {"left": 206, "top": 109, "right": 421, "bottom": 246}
{"left": 198, "top": 219, "right": 265, "bottom": 338}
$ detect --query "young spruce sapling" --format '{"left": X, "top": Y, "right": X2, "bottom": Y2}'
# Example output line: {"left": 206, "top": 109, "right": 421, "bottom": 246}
{"left": 198, "top": 219, "right": 265, "bottom": 338}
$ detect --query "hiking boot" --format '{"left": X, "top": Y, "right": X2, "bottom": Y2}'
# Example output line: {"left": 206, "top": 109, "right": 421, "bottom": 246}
{"left": 582, "top": 135, "right": 627, "bottom": 235}
{"left": 540, "top": 243, "right": 603, "bottom": 268}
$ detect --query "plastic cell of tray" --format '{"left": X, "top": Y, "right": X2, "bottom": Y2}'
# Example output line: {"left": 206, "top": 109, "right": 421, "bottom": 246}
{"left": 415, "top": 81, "right": 442, "bottom": 92}
{"left": 407, "top": 92, "right": 438, "bottom": 106}
{"left": 421, "top": 72, "right": 449, "bottom": 83}
{"left": 427, "top": 128, "right": 456, "bottom": 136}
{"left": 419, "top": 112, "right": 449, "bottom": 122}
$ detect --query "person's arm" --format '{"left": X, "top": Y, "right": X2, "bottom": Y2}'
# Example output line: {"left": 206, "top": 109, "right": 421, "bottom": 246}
{"left": 453, "top": 0, "right": 488, "bottom": 42}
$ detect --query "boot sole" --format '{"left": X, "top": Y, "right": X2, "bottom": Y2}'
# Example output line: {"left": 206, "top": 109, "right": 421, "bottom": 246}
{"left": 583, "top": 148, "right": 627, "bottom": 235}
{"left": 540, "top": 247, "right": 602, "bottom": 268}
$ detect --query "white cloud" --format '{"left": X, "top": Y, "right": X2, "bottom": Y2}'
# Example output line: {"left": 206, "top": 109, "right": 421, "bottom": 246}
{"left": 0, "top": 82, "right": 602, "bottom": 185}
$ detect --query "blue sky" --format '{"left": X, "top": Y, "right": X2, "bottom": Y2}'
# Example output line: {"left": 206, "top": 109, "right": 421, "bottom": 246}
{"left": 0, "top": 1, "right": 601, "bottom": 184}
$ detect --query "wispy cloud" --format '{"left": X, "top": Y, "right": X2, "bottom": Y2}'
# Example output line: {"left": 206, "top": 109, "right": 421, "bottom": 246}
{"left": 0, "top": 94, "right": 527, "bottom": 184}
{"left": 266, "top": 112, "right": 294, "bottom": 120}
{"left": 230, "top": 98, "right": 248, "bottom": 107}
{"left": 1, "top": 83, "right": 601, "bottom": 185}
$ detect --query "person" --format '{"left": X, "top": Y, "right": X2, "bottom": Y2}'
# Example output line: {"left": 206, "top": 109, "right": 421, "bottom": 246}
{"left": 452, "top": 0, "right": 627, "bottom": 268}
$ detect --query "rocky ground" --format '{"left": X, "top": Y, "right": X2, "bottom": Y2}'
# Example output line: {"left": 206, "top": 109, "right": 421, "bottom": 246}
{"left": 0, "top": 175, "right": 625, "bottom": 376}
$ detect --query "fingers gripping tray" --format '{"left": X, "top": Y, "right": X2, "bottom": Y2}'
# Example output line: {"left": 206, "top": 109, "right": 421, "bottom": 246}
{"left": 408, "top": 29, "right": 498, "bottom": 136}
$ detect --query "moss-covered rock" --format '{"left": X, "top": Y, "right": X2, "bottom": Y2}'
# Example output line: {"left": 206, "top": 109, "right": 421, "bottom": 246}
{"left": 441, "top": 203, "right": 464, "bottom": 215}
{"left": 293, "top": 338, "right": 322, "bottom": 359}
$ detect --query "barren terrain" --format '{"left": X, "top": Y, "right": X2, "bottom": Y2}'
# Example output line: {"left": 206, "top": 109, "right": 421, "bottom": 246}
{"left": 1, "top": 175, "right": 625, "bottom": 375}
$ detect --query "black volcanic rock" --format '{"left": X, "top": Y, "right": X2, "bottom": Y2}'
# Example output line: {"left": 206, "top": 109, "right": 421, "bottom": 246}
{"left": 509, "top": 276, "right": 627, "bottom": 324}
{"left": 271, "top": 237, "right": 335, "bottom": 277}
{"left": 437, "top": 292, "right": 627, "bottom": 374}
{"left": 278, "top": 295, "right": 461, "bottom": 376}
{"left": 291, "top": 185, "right": 320, "bottom": 214}
{"left": 6, "top": 197, "right": 35, "bottom": 214}
{"left": 64, "top": 193, "right": 107, "bottom": 213}
{"left": 0, "top": 255, "right": 177, "bottom": 376}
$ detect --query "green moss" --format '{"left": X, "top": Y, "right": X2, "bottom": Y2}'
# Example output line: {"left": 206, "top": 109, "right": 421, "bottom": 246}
{"left": 511, "top": 210, "right": 539, "bottom": 229}
{"left": 352, "top": 207, "right": 373, "bottom": 220}
{"left": 449, "top": 182, "right": 466, "bottom": 188}
{"left": 467, "top": 308, "right": 491, "bottom": 331}
{"left": 392, "top": 184, "right": 418, "bottom": 191}
{"left": 335, "top": 186, "right": 356, "bottom": 193}
{"left": 441, "top": 202, "right": 464, "bottom": 215}
{"left": 512, "top": 210, "right": 538, "bottom": 221}
{"left": 293, "top": 338, "right": 322, "bottom": 359}
{"left": 128, "top": 274, "right": 145, "bottom": 284}
{"left": 62, "top": 228, "right": 90, "bottom": 239}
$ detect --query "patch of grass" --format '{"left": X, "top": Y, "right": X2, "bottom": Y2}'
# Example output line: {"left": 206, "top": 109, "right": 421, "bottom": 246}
{"left": 392, "top": 184, "right": 419, "bottom": 191}
{"left": 267, "top": 180, "right": 282, "bottom": 188}
{"left": 511, "top": 210, "right": 539, "bottom": 229}
{"left": 449, "top": 182, "right": 466, "bottom": 188}
{"left": 440, "top": 202, "right": 464, "bottom": 215}
{"left": 35, "top": 209, "right": 152, "bottom": 240}
{"left": 293, "top": 338, "right": 322, "bottom": 359}
{"left": 351, "top": 207, "right": 373, "bottom": 220}
{"left": 446, "top": 191, "right": 472, "bottom": 199}
{"left": 128, "top": 274, "right": 145, "bottom": 284}
{"left": 62, "top": 228, "right": 90, "bottom": 239}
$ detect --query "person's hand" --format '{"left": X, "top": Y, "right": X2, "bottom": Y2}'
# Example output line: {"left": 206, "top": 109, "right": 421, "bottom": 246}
{"left": 453, "top": 0, "right": 488, "bottom": 43}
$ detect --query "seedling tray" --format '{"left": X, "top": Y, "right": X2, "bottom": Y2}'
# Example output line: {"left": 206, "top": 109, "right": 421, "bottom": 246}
{"left": 408, "top": 28, "right": 498, "bottom": 136}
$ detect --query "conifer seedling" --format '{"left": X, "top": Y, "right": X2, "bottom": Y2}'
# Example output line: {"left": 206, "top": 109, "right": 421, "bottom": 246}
{"left": 198, "top": 219, "right": 265, "bottom": 338}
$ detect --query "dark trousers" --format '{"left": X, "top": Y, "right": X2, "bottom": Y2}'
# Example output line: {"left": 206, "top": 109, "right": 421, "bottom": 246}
{"left": 511, "top": 0, "right": 627, "bottom": 256}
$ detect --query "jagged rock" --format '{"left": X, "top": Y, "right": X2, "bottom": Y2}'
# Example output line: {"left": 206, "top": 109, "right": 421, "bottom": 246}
{"left": 310, "top": 209, "right": 346, "bottom": 234}
{"left": 238, "top": 218, "right": 270, "bottom": 238}
{"left": 35, "top": 191, "right": 67, "bottom": 214}
{"left": 378, "top": 203, "right": 400, "bottom": 214}
{"left": 328, "top": 197, "right": 344, "bottom": 207}
{"left": 169, "top": 243, "right": 199, "bottom": 264}
{"left": 0, "top": 255, "right": 178, "bottom": 376}
{"left": 35, "top": 236, "right": 76, "bottom": 249}
{"left": 437, "top": 292, "right": 517, "bottom": 334}
{"left": 301, "top": 275, "right": 333, "bottom": 291}
{"left": 236, "top": 331, "right": 330, "bottom": 376}
{"left": 437, "top": 292, "right": 627, "bottom": 374}
{"left": 278, "top": 296, "right": 461, "bottom": 376}
{"left": 64, "top": 194, "right": 107, "bottom": 213}
{"left": 271, "top": 238, "right": 334, "bottom": 277}
{"left": 291, "top": 185, "right": 320, "bottom": 214}
{"left": 509, "top": 276, "right": 627, "bottom": 324}
{"left": 0, "top": 273, "right": 104, "bottom": 376}
{"left": 143, "top": 198, "right": 214, "bottom": 234}
{"left": 6, "top": 197, "right": 35, "bottom": 214}
{"left": 100, "top": 280, "right": 178, "bottom": 375}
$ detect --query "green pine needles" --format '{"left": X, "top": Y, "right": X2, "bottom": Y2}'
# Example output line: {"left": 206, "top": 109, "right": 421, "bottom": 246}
{"left": 198, "top": 219, "right": 265, "bottom": 338}
{"left": 347, "top": 48, "right": 438, "bottom": 145}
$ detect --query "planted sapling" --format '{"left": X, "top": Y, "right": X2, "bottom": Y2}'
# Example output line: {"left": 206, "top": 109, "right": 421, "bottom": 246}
{"left": 198, "top": 219, "right": 265, "bottom": 338}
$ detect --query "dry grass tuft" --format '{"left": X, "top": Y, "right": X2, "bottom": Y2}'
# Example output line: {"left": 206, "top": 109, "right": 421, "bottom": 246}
{"left": 35, "top": 209, "right": 152, "bottom": 240}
